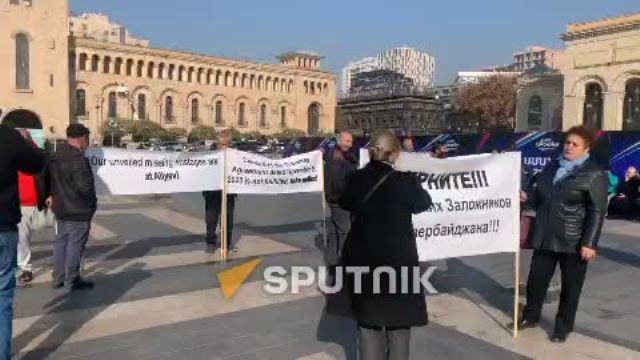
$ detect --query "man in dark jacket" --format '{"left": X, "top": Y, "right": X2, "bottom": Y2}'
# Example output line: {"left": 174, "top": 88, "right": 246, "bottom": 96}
{"left": 48, "top": 124, "right": 96, "bottom": 290}
{"left": 203, "top": 130, "right": 236, "bottom": 254}
{"left": 323, "top": 131, "right": 357, "bottom": 264}
{"left": 0, "top": 124, "right": 44, "bottom": 359}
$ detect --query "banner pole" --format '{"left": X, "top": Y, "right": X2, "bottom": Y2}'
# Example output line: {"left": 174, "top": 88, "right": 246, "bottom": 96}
{"left": 320, "top": 156, "right": 328, "bottom": 246}
{"left": 221, "top": 149, "right": 228, "bottom": 262}
{"left": 513, "top": 248, "right": 520, "bottom": 339}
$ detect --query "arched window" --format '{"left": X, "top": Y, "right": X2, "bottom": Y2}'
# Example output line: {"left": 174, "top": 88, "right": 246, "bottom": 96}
{"left": 258, "top": 76, "right": 264, "bottom": 90}
{"left": 126, "top": 59, "right": 134, "bottom": 76}
{"left": 137, "top": 60, "right": 144, "bottom": 77}
{"left": 147, "top": 62, "right": 155, "bottom": 78}
{"left": 108, "top": 91, "right": 117, "bottom": 119}
{"left": 103, "top": 56, "right": 111, "bottom": 74}
{"left": 304, "top": 81, "right": 309, "bottom": 94}
{"left": 79, "top": 53, "right": 88, "bottom": 71}
{"left": 280, "top": 106, "right": 286, "bottom": 128}
{"left": 233, "top": 73, "right": 239, "bottom": 87}
{"left": 114, "top": 58, "right": 123, "bottom": 75}
{"left": 583, "top": 83, "right": 603, "bottom": 129}
{"left": 165, "top": 96, "right": 174, "bottom": 122}
{"left": 75, "top": 89, "right": 86, "bottom": 116}
{"left": 188, "top": 67, "right": 194, "bottom": 83}
{"left": 308, "top": 103, "right": 320, "bottom": 134}
{"left": 158, "top": 63, "right": 165, "bottom": 79}
{"left": 215, "top": 101, "right": 223, "bottom": 125}
{"left": 238, "top": 103, "right": 246, "bottom": 126}
{"left": 527, "top": 95, "right": 543, "bottom": 130}
{"left": 178, "top": 66, "right": 185, "bottom": 82}
{"left": 260, "top": 104, "right": 268, "bottom": 127}
{"left": 623, "top": 78, "right": 640, "bottom": 131}
{"left": 15, "top": 33, "right": 30, "bottom": 89}
{"left": 91, "top": 55, "right": 99, "bottom": 72}
{"left": 191, "top": 98, "right": 200, "bottom": 124}
{"left": 168, "top": 64, "right": 175, "bottom": 80}
{"left": 138, "top": 94, "right": 146, "bottom": 120}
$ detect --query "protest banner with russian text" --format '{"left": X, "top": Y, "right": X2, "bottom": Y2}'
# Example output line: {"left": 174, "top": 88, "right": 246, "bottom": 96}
{"left": 400, "top": 152, "right": 520, "bottom": 261}
{"left": 360, "top": 150, "right": 520, "bottom": 261}
{"left": 85, "top": 148, "right": 224, "bottom": 195}
{"left": 226, "top": 149, "right": 323, "bottom": 194}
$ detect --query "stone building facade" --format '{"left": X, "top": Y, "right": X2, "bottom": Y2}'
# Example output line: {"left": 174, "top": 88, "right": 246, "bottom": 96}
{"left": 0, "top": 2, "right": 337, "bottom": 143}
{"left": 562, "top": 13, "right": 640, "bottom": 131}
{"left": 515, "top": 65, "right": 564, "bottom": 132}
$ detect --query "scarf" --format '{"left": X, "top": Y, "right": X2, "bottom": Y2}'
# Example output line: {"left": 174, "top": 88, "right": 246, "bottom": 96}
{"left": 553, "top": 153, "right": 589, "bottom": 184}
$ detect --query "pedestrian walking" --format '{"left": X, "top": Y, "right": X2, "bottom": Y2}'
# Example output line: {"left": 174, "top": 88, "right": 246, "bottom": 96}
{"left": 16, "top": 129, "right": 49, "bottom": 284}
{"left": 518, "top": 126, "right": 607, "bottom": 343}
{"left": 0, "top": 124, "right": 44, "bottom": 359}
{"left": 48, "top": 124, "right": 97, "bottom": 290}
{"left": 340, "top": 130, "right": 432, "bottom": 360}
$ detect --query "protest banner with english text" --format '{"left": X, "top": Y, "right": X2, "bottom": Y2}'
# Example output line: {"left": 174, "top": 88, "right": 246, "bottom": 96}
{"left": 225, "top": 149, "right": 323, "bottom": 194}
{"left": 85, "top": 148, "right": 224, "bottom": 195}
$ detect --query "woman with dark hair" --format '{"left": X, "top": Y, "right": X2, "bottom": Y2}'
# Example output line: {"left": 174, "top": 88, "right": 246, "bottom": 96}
{"left": 339, "top": 130, "right": 432, "bottom": 360}
{"left": 518, "top": 126, "right": 608, "bottom": 343}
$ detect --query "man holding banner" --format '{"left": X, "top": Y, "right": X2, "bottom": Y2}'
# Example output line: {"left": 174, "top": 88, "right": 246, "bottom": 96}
{"left": 323, "top": 131, "right": 357, "bottom": 266}
{"left": 203, "top": 130, "right": 237, "bottom": 253}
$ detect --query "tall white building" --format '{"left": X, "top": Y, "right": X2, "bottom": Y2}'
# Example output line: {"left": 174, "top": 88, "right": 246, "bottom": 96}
{"left": 341, "top": 57, "right": 380, "bottom": 97}
{"left": 342, "top": 47, "right": 435, "bottom": 96}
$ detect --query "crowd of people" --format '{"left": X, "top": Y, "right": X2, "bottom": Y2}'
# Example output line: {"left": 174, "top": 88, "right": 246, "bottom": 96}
{"left": 0, "top": 122, "right": 621, "bottom": 360}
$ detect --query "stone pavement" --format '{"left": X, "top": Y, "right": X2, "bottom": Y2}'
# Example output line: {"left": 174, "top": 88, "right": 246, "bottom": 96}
{"left": 11, "top": 194, "right": 640, "bottom": 359}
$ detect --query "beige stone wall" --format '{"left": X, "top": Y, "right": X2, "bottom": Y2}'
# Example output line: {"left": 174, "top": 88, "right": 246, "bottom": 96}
{"left": 70, "top": 13, "right": 149, "bottom": 47}
{"left": 73, "top": 39, "right": 336, "bottom": 143}
{"left": 0, "top": 0, "right": 70, "bottom": 136}
{"left": 562, "top": 25, "right": 640, "bottom": 130}
{"left": 516, "top": 75, "right": 564, "bottom": 132}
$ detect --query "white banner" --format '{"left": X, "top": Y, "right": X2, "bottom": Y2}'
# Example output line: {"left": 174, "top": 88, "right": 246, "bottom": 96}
{"left": 86, "top": 148, "right": 224, "bottom": 195}
{"left": 360, "top": 149, "right": 520, "bottom": 261}
{"left": 226, "top": 149, "right": 323, "bottom": 194}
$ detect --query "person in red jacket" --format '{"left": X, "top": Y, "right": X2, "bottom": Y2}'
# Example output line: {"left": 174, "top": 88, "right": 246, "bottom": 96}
{"left": 17, "top": 129, "right": 46, "bottom": 284}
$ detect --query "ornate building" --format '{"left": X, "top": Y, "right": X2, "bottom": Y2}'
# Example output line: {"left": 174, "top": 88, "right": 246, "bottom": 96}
{"left": 515, "top": 65, "right": 564, "bottom": 132}
{"left": 562, "top": 13, "right": 640, "bottom": 131}
{"left": 338, "top": 70, "right": 443, "bottom": 135}
{"left": 0, "top": 2, "right": 337, "bottom": 144}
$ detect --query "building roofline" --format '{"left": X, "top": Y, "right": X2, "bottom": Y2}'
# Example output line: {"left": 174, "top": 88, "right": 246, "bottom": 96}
{"left": 72, "top": 37, "right": 336, "bottom": 78}
{"left": 561, "top": 12, "right": 640, "bottom": 41}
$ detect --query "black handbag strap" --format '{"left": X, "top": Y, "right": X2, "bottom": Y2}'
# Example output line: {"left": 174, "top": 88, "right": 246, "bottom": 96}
{"left": 351, "top": 170, "right": 393, "bottom": 223}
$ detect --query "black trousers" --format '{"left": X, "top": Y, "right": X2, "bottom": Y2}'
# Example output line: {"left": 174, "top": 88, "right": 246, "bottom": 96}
{"left": 523, "top": 249, "right": 588, "bottom": 335}
{"left": 328, "top": 204, "right": 350, "bottom": 265}
{"left": 203, "top": 191, "right": 236, "bottom": 248}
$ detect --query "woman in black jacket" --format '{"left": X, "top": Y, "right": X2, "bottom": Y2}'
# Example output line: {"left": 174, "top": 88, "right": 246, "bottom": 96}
{"left": 339, "top": 130, "right": 432, "bottom": 360}
{"left": 518, "top": 126, "right": 608, "bottom": 343}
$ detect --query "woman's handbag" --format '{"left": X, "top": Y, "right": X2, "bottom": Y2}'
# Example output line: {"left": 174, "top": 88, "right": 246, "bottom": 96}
{"left": 520, "top": 214, "right": 534, "bottom": 249}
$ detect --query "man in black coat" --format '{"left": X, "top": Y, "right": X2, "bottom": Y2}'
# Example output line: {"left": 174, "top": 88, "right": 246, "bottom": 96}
{"left": 323, "top": 131, "right": 357, "bottom": 265}
{"left": 48, "top": 124, "right": 97, "bottom": 290}
{"left": 203, "top": 130, "right": 236, "bottom": 254}
{"left": 0, "top": 124, "right": 44, "bottom": 359}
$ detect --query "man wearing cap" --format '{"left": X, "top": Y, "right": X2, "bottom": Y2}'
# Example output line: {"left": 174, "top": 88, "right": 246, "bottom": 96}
{"left": 48, "top": 124, "right": 96, "bottom": 290}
